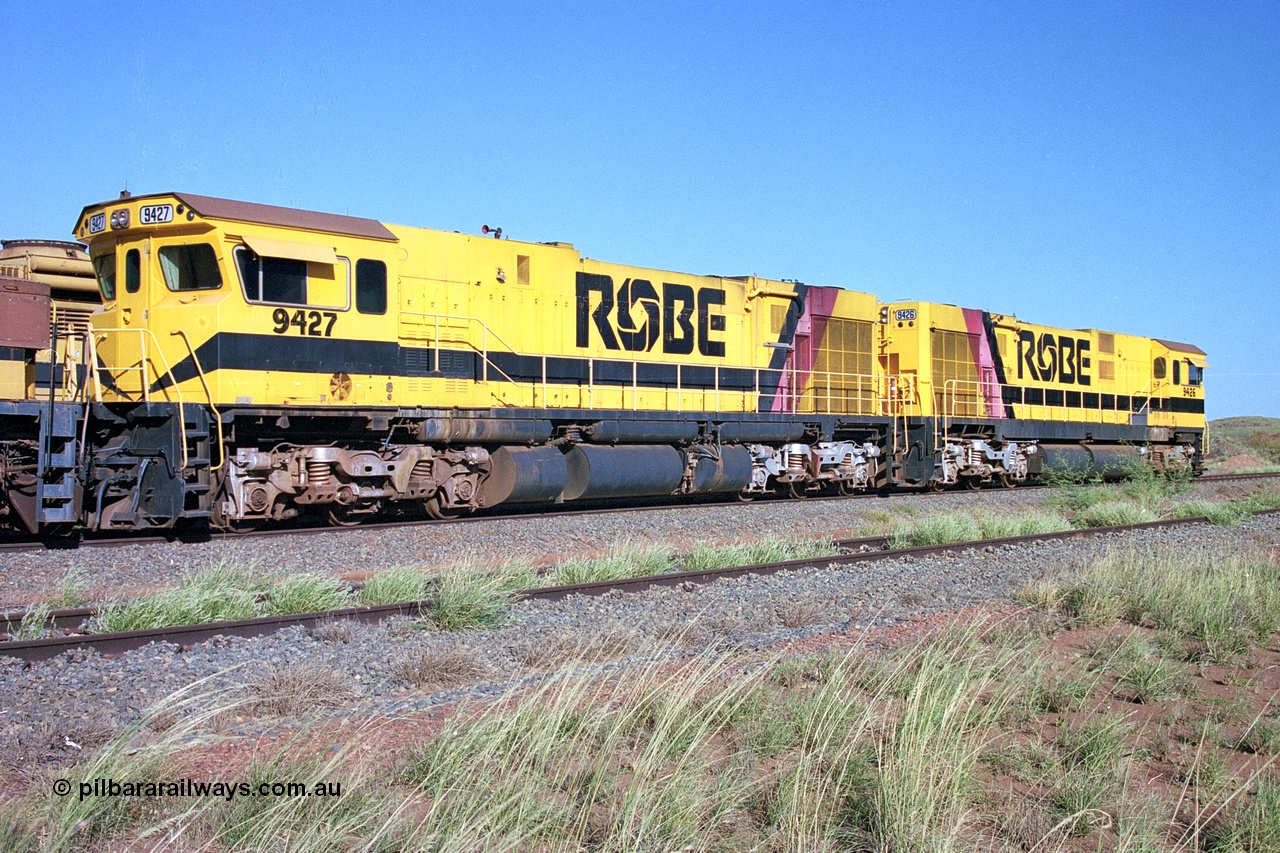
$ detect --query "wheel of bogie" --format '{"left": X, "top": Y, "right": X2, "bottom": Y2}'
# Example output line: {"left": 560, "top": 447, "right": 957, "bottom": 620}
{"left": 327, "top": 505, "right": 366, "bottom": 527}
{"left": 425, "top": 493, "right": 461, "bottom": 520}
{"left": 837, "top": 479, "right": 856, "bottom": 496}
{"left": 999, "top": 472, "right": 1017, "bottom": 489}
{"left": 221, "top": 517, "right": 260, "bottom": 534}
{"left": 788, "top": 481, "right": 809, "bottom": 500}
{"left": 964, "top": 476, "right": 982, "bottom": 491}
{"left": 212, "top": 501, "right": 258, "bottom": 534}
{"left": 735, "top": 490, "right": 754, "bottom": 503}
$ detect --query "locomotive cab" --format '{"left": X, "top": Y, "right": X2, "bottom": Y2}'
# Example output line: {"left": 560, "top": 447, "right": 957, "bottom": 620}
{"left": 75, "top": 193, "right": 400, "bottom": 409}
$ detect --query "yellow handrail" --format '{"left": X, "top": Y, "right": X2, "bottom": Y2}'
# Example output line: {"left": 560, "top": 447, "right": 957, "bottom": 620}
{"left": 170, "top": 330, "right": 226, "bottom": 472}
{"left": 90, "top": 327, "right": 187, "bottom": 470}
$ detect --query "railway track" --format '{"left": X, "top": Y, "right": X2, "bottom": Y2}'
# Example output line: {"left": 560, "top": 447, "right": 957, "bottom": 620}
{"left": 0, "top": 471, "right": 1273, "bottom": 555}
{"left": 5, "top": 506, "right": 1277, "bottom": 664}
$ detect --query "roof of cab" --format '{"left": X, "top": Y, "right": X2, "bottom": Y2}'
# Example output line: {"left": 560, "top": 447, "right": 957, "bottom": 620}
{"left": 77, "top": 192, "right": 398, "bottom": 242}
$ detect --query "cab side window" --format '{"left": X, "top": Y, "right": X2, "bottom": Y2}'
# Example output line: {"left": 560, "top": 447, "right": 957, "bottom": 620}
{"left": 1188, "top": 363, "right": 1203, "bottom": 386}
{"left": 125, "top": 249, "right": 140, "bottom": 294}
{"left": 234, "top": 246, "right": 349, "bottom": 308}
{"left": 237, "top": 248, "right": 305, "bottom": 305}
{"left": 1173, "top": 359, "right": 1181, "bottom": 385}
{"left": 1152, "top": 357, "right": 1167, "bottom": 379}
{"left": 356, "top": 259, "right": 387, "bottom": 315}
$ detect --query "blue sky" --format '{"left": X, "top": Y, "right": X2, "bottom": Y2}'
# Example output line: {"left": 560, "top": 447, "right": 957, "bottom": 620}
{"left": 3, "top": 1, "right": 1276, "bottom": 418}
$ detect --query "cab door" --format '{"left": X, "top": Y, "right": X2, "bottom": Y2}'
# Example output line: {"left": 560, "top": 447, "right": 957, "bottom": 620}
{"left": 90, "top": 239, "right": 151, "bottom": 400}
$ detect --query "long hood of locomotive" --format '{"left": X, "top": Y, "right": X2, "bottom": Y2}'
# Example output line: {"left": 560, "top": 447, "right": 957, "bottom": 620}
{"left": 78, "top": 196, "right": 880, "bottom": 412}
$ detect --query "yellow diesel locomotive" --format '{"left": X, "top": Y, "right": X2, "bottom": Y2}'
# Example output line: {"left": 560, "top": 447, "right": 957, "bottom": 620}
{"left": 0, "top": 191, "right": 1206, "bottom": 533}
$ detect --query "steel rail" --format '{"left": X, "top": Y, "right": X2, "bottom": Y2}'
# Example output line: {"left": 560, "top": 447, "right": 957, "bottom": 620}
{"left": 4, "top": 508, "right": 1277, "bottom": 665}
{"left": 0, "top": 480, "right": 1018, "bottom": 554}
{"left": 2, "top": 471, "right": 1274, "bottom": 555}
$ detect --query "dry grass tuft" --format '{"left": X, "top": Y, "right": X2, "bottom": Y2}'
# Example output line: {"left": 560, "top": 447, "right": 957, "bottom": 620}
{"left": 249, "top": 661, "right": 358, "bottom": 717}
{"left": 394, "top": 643, "right": 491, "bottom": 689}
{"left": 775, "top": 594, "right": 832, "bottom": 628}
{"left": 309, "top": 617, "right": 361, "bottom": 644}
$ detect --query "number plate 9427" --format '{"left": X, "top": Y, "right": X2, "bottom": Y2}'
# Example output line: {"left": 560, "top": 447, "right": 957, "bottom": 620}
{"left": 273, "top": 308, "right": 337, "bottom": 337}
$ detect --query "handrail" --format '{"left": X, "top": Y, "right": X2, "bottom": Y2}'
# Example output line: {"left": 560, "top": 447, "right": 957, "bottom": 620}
{"left": 170, "top": 330, "right": 226, "bottom": 472}
{"left": 90, "top": 327, "right": 187, "bottom": 470}
{"left": 936, "top": 376, "right": 1177, "bottom": 441}
{"left": 399, "top": 308, "right": 925, "bottom": 418}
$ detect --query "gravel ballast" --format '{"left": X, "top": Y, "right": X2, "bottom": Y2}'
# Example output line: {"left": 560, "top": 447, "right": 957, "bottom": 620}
{"left": 2, "top": 510, "right": 1277, "bottom": 781}
{"left": 0, "top": 478, "right": 1267, "bottom": 609}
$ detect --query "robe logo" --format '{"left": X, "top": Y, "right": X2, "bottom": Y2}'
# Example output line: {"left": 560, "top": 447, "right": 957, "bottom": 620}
{"left": 576, "top": 272, "right": 727, "bottom": 357}
{"left": 1017, "top": 331, "right": 1091, "bottom": 385}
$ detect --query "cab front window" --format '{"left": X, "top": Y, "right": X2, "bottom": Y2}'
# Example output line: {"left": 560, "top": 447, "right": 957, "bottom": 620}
{"left": 92, "top": 252, "right": 116, "bottom": 300}
{"left": 158, "top": 244, "right": 223, "bottom": 291}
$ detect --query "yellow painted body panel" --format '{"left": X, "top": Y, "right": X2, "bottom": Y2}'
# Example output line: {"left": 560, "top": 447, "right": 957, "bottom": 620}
{"left": 78, "top": 194, "right": 882, "bottom": 415}
{"left": 880, "top": 300, "right": 1205, "bottom": 430}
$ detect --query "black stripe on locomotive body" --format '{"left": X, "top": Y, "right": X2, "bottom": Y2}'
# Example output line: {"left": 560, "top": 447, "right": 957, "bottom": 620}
{"left": 151, "top": 329, "right": 1207, "bottom": 417}
{"left": 151, "top": 332, "right": 783, "bottom": 397}
{"left": 999, "top": 383, "right": 1204, "bottom": 415}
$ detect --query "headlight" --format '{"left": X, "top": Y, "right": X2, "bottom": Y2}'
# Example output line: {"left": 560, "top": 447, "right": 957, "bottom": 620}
{"left": 110, "top": 209, "right": 130, "bottom": 229}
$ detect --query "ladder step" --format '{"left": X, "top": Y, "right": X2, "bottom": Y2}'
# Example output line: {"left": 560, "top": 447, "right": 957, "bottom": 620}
{"left": 40, "top": 507, "right": 78, "bottom": 523}
{"left": 48, "top": 449, "right": 77, "bottom": 468}
{"left": 40, "top": 482, "right": 76, "bottom": 500}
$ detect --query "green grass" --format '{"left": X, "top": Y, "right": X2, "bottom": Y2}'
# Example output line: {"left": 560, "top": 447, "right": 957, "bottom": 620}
{"left": 1044, "top": 546, "right": 1280, "bottom": 663}
{"left": 12, "top": 565, "right": 1280, "bottom": 852}
{"left": 263, "top": 574, "right": 349, "bottom": 616}
{"left": 681, "top": 538, "right": 836, "bottom": 572}
{"left": 48, "top": 568, "right": 90, "bottom": 608}
{"left": 1203, "top": 774, "right": 1280, "bottom": 851}
{"left": 358, "top": 565, "right": 436, "bottom": 605}
{"left": 1170, "top": 499, "right": 1254, "bottom": 526}
{"left": 93, "top": 561, "right": 264, "bottom": 633}
{"left": 90, "top": 556, "right": 544, "bottom": 634}
{"left": 553, "top": 543, "right": 674, "bottom": 584}
{"left": 1215, "top": 464, "right": 1280, "bottom": 474}
{"left": 427, "top": 562, "right": 518, "bottom": 631}
{"left": 977, "top": 511, "right": 1073, "bottom": 538}
{"left": 1117, "top": 657, "right": 1186, "bottom": 704}
{"left": 890, "top": 509, "right": 1070, "bottom": 547}
{"left": 1072, "top": 500, "right": 1161, "bottom": 527}
{"left": 891, "top": 513, "right": 981, "bottom": 546}
{"left": 392, "top": 626, "right": 1026, "bottom": 852}
{"left": 8, "top": 602, "right": 51, "bottom": 641}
